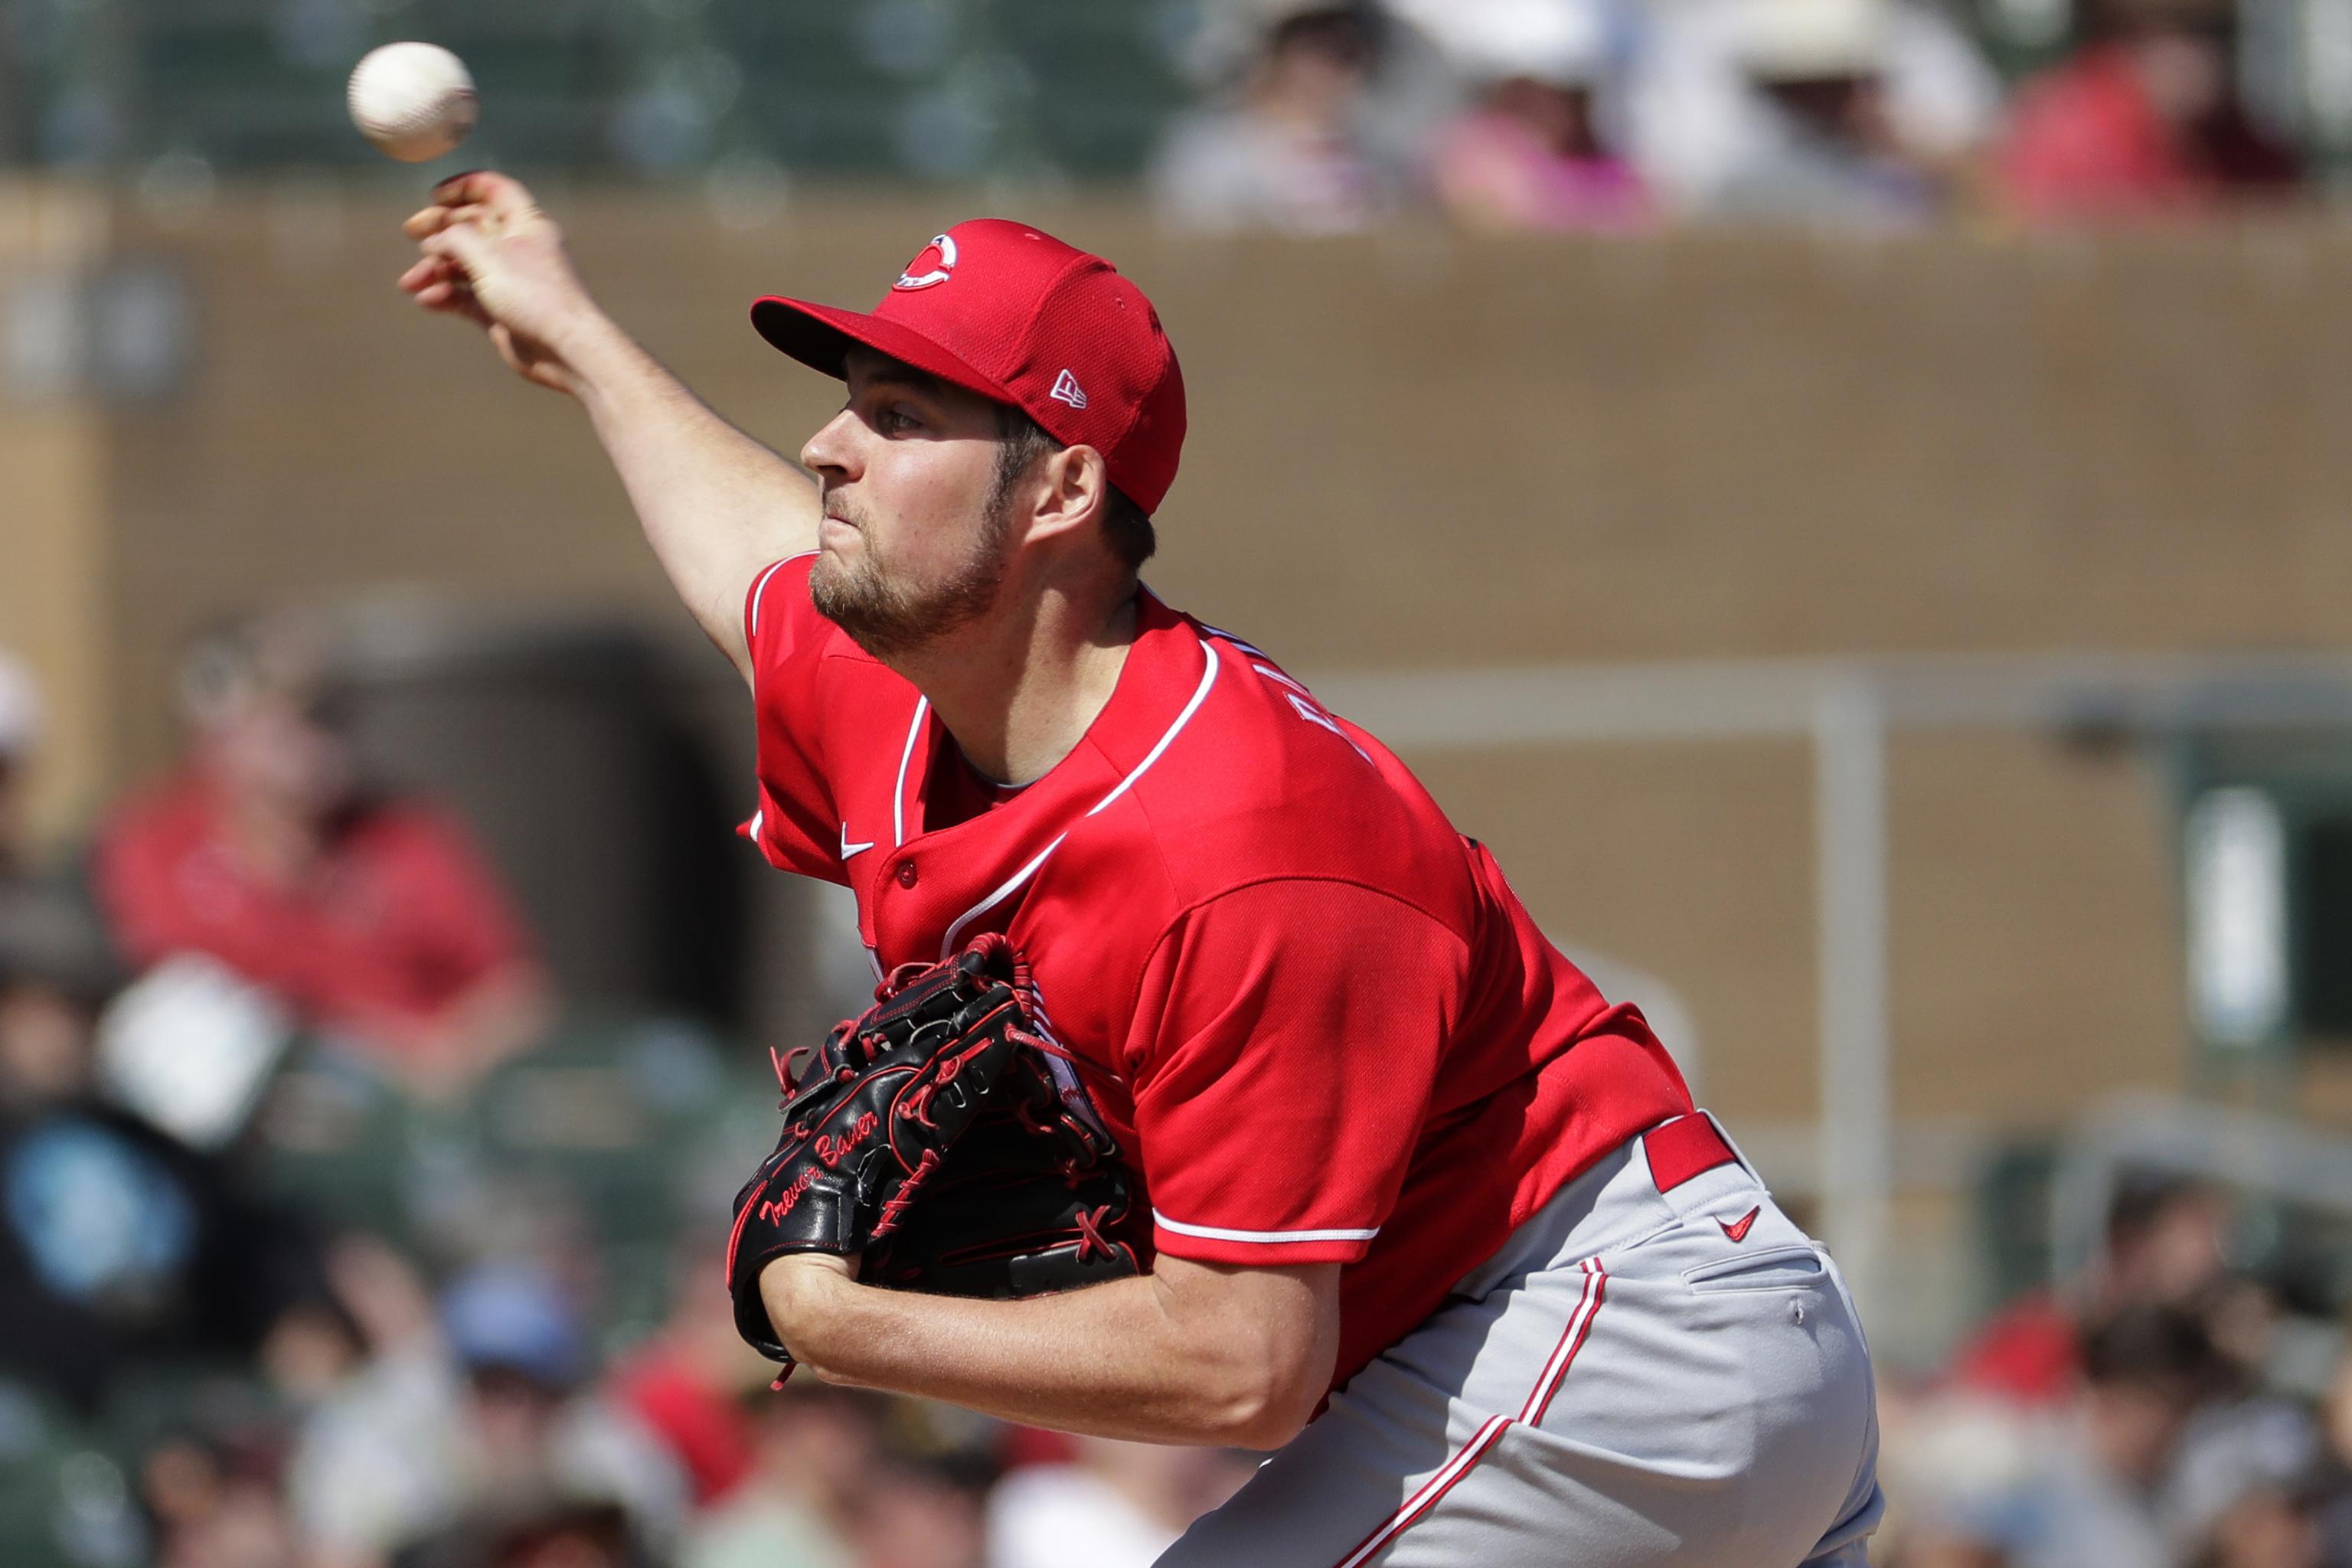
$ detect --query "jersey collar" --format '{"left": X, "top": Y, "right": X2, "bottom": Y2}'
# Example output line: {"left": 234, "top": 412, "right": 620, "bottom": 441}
{"left": 897, "top": 586, "right": 1203, "bottom": 848}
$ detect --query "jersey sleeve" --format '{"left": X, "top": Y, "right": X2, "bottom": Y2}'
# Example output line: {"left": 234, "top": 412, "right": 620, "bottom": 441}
{"left": 1122, "top": 879, "right": 1468, "bottom": 1266}
{"left": 739, "top": 554, "right": 847, "bottom": 884}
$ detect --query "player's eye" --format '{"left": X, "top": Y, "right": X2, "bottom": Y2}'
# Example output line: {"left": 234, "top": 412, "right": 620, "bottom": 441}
{"left": 878, "top": 406, "right": 921, "bottom": 434}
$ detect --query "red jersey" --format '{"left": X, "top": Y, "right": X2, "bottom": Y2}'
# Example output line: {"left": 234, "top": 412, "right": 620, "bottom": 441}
{"left": 96, "top": 774, "right": 531, "bottom": 1049}
{"left": 742, "top": 557, "right": 1693, "bottom": 1390}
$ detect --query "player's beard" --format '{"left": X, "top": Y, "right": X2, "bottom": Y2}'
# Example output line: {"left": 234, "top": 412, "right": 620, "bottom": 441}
{"left": 810, "top": 491, "right": 1013, "bottom": 661}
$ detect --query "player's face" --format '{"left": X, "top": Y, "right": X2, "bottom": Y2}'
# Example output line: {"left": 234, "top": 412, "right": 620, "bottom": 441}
{"left": 801, "top": 348, "right": 1014, "bottom": 661}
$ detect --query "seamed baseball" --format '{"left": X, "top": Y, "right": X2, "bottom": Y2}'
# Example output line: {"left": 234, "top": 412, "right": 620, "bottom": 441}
{"left": 348, "top": 42, "right": 477, "bottom": 163}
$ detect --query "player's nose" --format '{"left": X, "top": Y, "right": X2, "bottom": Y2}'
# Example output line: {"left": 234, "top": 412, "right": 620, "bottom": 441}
{"left": 800, "top": 408, "right": 860, "bottom": 480}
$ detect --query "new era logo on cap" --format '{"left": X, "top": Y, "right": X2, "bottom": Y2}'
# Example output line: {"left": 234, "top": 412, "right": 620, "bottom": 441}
{"left": 749, "top": 219, "right": 1188, "bottom": 514}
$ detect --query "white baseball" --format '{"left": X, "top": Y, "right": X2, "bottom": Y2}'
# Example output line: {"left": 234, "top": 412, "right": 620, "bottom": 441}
{"left": 348, "top": 42, "right": 478, "bottom": 163}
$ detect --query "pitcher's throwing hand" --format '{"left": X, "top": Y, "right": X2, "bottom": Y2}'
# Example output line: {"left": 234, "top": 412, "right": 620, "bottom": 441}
{"left": 399, "top": 172, "right": 602, "bottom": 394}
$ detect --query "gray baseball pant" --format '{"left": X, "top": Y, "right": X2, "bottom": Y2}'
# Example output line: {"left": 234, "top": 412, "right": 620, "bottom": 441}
{"left": 1158, "top": 1113, "right": 1884, "bottom": 1566}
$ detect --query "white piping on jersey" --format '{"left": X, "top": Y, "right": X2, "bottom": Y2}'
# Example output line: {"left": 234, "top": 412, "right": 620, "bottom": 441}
{"left": 939, "top": 837, "right": 1067, "bottom": 960}
{"left": 933, "top": 634, "right": 1221, "bottom": 959}
{"left": 743, "top": 555, "right": 814, "bottom": 858}
{"left": 1083, "top": 639, "right": 1219, "bottom": 820}
{"left": 746, "top": 551, "right": 815, "bottom": 639}
{"left": 1199, "top": 623, "right": 1269, "bottom": 661}
{"left": 892, "top": 697, "right": 928, "bottom": 848}
{"left": 1152, "top": 1211, "right": 1379, "bottom": 1245}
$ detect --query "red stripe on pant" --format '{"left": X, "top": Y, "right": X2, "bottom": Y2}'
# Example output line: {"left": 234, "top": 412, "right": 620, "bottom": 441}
{"left": 1524, "top": 1259, "right": 1609, "bottom": 1426}
{"left": 1328, "top": 1259, "right": 1609, "bottom": 1567}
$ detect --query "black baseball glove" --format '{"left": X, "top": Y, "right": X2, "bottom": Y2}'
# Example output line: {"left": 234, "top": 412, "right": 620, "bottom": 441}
{"left": 724, "top": 936, "right": 1141, "bottom": 1374}
{"left": 862, "top": 1046, "right": 1141, "bottom": 1301}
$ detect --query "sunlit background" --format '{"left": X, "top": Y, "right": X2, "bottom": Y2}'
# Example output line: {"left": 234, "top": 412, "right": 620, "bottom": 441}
{"left": 8, "top": 0, "right": 2352, "bottom": 1564}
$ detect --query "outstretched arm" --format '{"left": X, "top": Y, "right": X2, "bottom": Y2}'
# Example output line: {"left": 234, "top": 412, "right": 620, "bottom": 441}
{"left": 760, "top": 1252, "right": 1340, "bottom": 1449}
{"left": 397, "top": 171, "right": 818, "bottom": 681}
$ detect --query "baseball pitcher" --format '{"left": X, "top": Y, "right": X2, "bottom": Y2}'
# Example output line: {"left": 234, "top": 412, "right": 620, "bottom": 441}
{"left": 400, "top": 176, "right": 1883, "bottom": 1566}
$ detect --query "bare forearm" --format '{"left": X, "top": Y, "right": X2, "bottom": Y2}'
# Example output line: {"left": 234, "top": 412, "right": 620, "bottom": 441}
{"left": 761, "top": 1263, "right": 1331, "bottom": 1449}
{"left": 399, "top": 175, "right": 817, "bottom": 675}
{"left": 563, "top": 315, "right": 819, "bottom": 677}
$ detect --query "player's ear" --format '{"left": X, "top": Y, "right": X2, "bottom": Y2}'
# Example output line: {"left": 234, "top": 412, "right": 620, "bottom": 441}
{"left": 1023, "top": 444, "right": 1110, "bottom": 547}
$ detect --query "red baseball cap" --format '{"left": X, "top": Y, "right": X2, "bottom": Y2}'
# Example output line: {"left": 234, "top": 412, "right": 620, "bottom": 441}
{"left": 752, "top": 220, "right": 1187, "bottom": 514}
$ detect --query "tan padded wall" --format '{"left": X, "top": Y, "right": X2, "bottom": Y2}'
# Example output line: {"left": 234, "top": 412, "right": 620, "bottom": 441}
{"left": 0, "top": 182, "right": 114, "bottom": 848}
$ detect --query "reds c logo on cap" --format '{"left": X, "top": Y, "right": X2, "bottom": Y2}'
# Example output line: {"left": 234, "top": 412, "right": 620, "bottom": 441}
{"left": 893, "top": 234, "right": 957, "bottom": 291}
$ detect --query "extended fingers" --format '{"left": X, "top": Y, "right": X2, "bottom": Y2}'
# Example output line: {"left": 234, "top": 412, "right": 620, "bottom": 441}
{"left": 402, "top": 202, "right": 462, "bottom": 240}
{"left": 401, "top": 256, "right": 488, "bottom": 324}
{"left": 417, "top": 221, "right": 492, "bottom": 270}
{"left": 430, "top": 168, "right": 535, "bottom": 220}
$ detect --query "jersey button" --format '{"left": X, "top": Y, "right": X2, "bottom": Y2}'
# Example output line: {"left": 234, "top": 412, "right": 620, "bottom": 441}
{"left": 895, "top": 861, "right": 919, "bottom": 889}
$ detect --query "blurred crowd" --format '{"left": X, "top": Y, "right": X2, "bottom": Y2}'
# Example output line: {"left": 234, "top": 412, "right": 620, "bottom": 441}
{"left": 1152, "top": 0, "right": 2302, "bottom": 235}
{"left": 0, "top": 632, "right": 1257, "bottom": 1568}
{"left": 1878, "top": 1178, "right": 2352, "bottom": 1568}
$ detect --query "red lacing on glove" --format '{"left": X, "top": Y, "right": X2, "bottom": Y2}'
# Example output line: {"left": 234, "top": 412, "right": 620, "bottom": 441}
{"left": 1073, "top": 1204, "right": 1114, "bottom": 1262}
{"left": 1014, "top": 1095, "right": 1054, "bottom": 1138}
{"left": 966, "top": 932, "right": 1037, "bottom": 1006}
{"left": 876, "top": 962, "right": 933, "bottom": 1000}
{"left": 871, "top": 1148, "right": 940, "bottom": 1242}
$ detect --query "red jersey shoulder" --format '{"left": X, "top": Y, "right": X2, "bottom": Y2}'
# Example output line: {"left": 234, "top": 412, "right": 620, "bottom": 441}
{"left": 1073, "top": 618, "right": 1482, "bottom": 941}
{"left": 742, "top": 554, "right": 931, "bottom": 884}
{"left": 744, "top": 554, "right": 903, "bottom": 694}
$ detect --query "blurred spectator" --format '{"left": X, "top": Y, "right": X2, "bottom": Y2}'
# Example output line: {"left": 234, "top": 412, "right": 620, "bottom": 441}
{"left": 987, "top": 1437, "right": 1258, "bottom": 1568}
{"left": 2302, "top": 1349, "right": 2352, "bottom": 1566}
{"left": 431, "top": 1262, "right": 688, "bottom": 1552}
{"left": 854, "top": 1450, "right": 996, "bottom": 1568}
{"left": 1152, "top": 1, "right": 1400, "bottom": 234}
{"left": 1416, "top": 0, "right": 1654, "bottom": 232}
{"left": 1703, "top": 0, "right": 1939, "bottom": 227}
{"left": 94, "top": 615, "right": 549, "bottom": 1103}
{"left": 2193, "top": 1484, "right": 2322, "bottom": 1568}
{"left": 2039, "top": 1305, "right": 2226, "bottom": 1567}
{"left": 0, "top": 885, "right": 319, "bottom": 1411}
{"left": 2171, "top": 1392, "right": 2322, "bottom": 1565}
{"left": 142, "top": 1422, "right": 303, "bottom": 1568}
{"left": 0, "top": 650, "right": 43, "bottom": 880}
{"left": 1997, "top": 0, "right": 2300, "bottom": 222}
{"left": 1625, "top": 0, "right": 1996, "bottom": 223}
{"left": 608, "top": 1235, "right": 772, "bottom": 1510}
{"left": 270, "top": 1236, "right": 468, "bottom": 1568}
{"left": 681, "top": 1383, "right": 877, "bottom": 1568}
{"left": 1877, "top": 0, "right": 2007, "bottom": 190}
{"left": 394, "top": 1494, "right": 657, "bottom": 1568}
{"left": 1952, "top": 1173, "right": 2230, "bottom": 1407}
